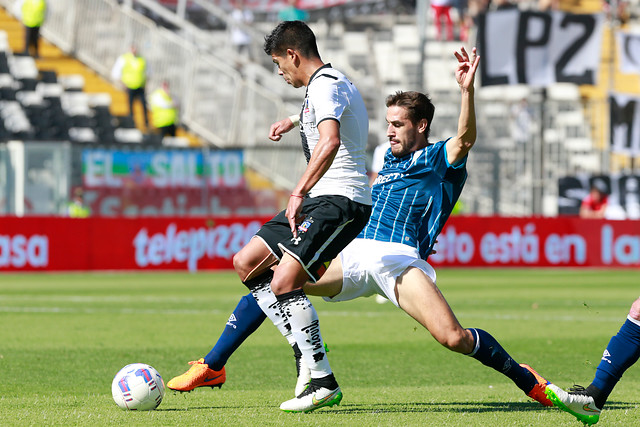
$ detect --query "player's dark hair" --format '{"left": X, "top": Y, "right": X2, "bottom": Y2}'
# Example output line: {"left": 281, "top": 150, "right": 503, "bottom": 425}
{"left": 385, "top": 91, "right": 435, "bottom": 139}
{"left": 263, "top": 20, "right": 321, "bottom": 59}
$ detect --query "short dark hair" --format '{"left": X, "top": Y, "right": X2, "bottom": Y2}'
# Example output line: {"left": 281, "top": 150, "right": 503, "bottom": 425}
{"left": 385, "top": 91, "right": 435, "bottom": 139}
{"left": 263, "top": 20, "right": 320, "bottom": 58}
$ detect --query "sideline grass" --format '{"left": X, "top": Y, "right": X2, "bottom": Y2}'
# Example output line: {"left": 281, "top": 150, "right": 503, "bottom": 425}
{"left": 1, "top": 269, "right": 638, "bottom": 426}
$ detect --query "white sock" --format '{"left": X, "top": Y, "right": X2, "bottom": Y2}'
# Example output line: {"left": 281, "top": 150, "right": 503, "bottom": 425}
{"left": 250, "top": 277, "right": 296, "bottom": 346}
{"left": 277, "top": 290, "right": 332, "bottom": 379}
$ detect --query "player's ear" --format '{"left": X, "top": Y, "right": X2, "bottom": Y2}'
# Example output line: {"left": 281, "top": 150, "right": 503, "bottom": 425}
{"left": 418, "top": 118, "right": 428, "bottom": 134}
{"left": 286, "top": 48, "right": 299, "bottom": 64}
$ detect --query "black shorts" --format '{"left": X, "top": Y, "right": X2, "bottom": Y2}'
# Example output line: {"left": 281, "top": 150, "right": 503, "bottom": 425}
{"left": 255, "top": 195, "right": 371, "bottom": 282}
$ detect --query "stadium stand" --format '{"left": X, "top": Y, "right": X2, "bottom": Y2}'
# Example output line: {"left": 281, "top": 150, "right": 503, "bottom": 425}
{"left": 0, "top": 6, "right": 201, "bottom": 146}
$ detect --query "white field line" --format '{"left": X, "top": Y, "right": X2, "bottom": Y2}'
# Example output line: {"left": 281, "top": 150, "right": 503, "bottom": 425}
{"left": 0, "top": 303, "right": 625, "bottom": 323}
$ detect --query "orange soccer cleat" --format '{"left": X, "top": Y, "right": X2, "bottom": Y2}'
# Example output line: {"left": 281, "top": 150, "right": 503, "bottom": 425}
{"left": 520, "top": 363, "right": 553, "bottom": 407}
{"left": 167, "top": 358, "right": 226, "bottom": 392}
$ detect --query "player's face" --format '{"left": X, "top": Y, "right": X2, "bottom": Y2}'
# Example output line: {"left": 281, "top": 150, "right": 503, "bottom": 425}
{"left": 272, "top": 52, "right": 303, "bottom": 88}
{"left": 386, "top": 105, "right": 427, "bottom": 158}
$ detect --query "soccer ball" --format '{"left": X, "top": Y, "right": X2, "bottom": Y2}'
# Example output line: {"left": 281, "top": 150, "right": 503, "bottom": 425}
{"left": 112, "top": 363, "right": 165, "bottom": 410}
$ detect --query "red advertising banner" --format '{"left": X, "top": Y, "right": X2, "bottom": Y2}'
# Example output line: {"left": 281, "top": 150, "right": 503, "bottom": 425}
{"left": 429, "top": 217, "right": 640, "bottom": 267}
{"left": 0, "top": 217, "right": 270, "bottom": 272}
{"left": 0, "top": 216, "right": 638, "bottom": 272}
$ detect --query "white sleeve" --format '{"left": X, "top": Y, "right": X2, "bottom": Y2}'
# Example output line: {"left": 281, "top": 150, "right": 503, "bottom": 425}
{"left": 308, "top": 78, "right": 347, "bottom": 124}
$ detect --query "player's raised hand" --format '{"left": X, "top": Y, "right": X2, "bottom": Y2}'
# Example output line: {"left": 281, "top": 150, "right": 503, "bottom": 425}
{"left": 454, "top": 47, "right": 480, "bottom": 92}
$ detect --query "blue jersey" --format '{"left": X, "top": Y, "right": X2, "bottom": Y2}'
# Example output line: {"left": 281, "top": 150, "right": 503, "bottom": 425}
{"left": 359, "top": 139, "right": 467, "bottom": 259}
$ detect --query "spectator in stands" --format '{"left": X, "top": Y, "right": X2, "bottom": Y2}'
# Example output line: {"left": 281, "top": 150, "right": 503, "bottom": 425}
{"left": 230, "top": 0, "right": 254, "bottom": 58}
{"left": 149, "top": 80, "right": 178, "bottom": 137}
{"left": 454, "top": 0, "right": 470, "bottom": 42}
{"left": 431, "top": 0, "right": 455, "bottom": 41}
{"left": 19, "top": 0, "right": 47, "bottom": 58}
{"left": 580, "top": 180, "right": 608, "bottom": 219}
{"left": 111, "top": 45, "right": 150, "bottom": 129}
{"left": 467, "top": 0, "right": 489, "bottom": 26}
{"left": 67, "top": 188, "right": 90, "bottom": 218}
{"left": 278, "top": 0, "right": 309, "bottom": 22}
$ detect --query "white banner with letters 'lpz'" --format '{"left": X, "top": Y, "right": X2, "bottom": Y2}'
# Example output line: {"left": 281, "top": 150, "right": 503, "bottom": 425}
{"left": 477, "top": 10, "right": 604, "bottom": 87}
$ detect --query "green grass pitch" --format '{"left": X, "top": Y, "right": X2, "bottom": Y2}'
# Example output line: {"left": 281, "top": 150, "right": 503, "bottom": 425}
{"left": 1, "top": 269, "right": 638, "bottom": 426}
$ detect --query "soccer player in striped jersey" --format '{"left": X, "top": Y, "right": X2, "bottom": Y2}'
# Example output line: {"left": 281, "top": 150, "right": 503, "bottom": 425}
{"left": 168, "top": 46, "right": 554, "bottom": 411}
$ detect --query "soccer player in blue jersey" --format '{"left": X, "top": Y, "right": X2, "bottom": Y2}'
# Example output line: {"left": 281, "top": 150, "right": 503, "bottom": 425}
{"left": 546, "top": 297, "right": 640, "bottom": 425}
{"left": 168, "top": 46, "right": 554, "bottom": 411}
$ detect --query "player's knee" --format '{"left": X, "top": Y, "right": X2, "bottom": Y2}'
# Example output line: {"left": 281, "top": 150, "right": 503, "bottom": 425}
{"left": 438, "top": 328, "right": 472, "bottom": 354}
{"left": 270, "top": 279, "right": 286, "bottom": 295}
{"left": 232, "top": 251, "right": 251, "bottom": 282}
{"left": 629, "top": 297, "right": 640, "bottom": 321}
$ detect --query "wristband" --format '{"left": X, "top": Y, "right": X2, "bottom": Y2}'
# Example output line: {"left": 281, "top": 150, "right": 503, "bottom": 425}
{"left": 288, "top": 114, "right": 300, "bottom": 127}
{"left": 290, "top": 194, "right": 304, "bottom": 199}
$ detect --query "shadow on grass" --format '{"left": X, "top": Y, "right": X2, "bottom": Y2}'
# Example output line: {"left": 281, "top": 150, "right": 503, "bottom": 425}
{"left": 328, "top": 400, "right": 638, "bottom": 415}
{"left": 323, "top": 401, "right": 546, "bottom": 415}
{"left": 156, "top": 400, "right": 638, "bottom": 414}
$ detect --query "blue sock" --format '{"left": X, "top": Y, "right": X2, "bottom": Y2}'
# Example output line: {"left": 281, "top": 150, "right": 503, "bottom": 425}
{"left": 467, "top": 328, "right": 536, "bottom": 393}
{"left": 204, "top": 293, "right": 266, "bottom": 371}
{"left": 591, "top": 318, "right": 640, "bottom": 407}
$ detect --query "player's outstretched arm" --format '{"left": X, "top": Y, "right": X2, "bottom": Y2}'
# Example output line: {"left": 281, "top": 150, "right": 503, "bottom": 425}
{"left": 446, "top": 47, "right": 480, "bottom": 165}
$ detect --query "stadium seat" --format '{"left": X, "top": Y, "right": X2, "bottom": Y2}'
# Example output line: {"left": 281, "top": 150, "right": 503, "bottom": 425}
{"left": 39, "top": 70, "right": 58, "bottom": 83}
{"left": 162, "top": 136, "right": 190, "bottom": 147}
{"left": 115, "top": 115, "right": 135, "bottom": 128}
{"left": 69, "top": 127, "right": 98, "bottom": 143}
{"left": 114, "top": 128, "right": 143, "bottom": 144}
{"left": 0, "top": 52, "right": 10, "bottom": 74}
{"left": 58, "top": 74, "right": 85, "bottom": 92}
{"left": 8, "top": 55, "right": 38, "bottom": 80}
{"left": 36, "top": 82, "right": 64, "bottom": 98}
{"left": 143, "top": 133, "right": 163, "bottom": 145}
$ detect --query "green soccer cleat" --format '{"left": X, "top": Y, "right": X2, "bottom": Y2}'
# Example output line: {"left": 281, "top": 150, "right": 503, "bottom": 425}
{"left": 280, "top": 381, "right": 342, "bottom": 413}
{"left": 546, "top": 384, "right": 601, "bottom": 425}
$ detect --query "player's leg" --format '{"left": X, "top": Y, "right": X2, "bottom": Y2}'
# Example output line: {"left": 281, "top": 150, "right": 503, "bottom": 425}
{"left": 546, "top": 297, "right": 640, "bottom": 425}
{"left": 303, "top": 255, "right": 344, "bottom": 298}
{"left": 273, "top": 253, "right": 342, "bottom": 412}
{"left": 276, "top": 196, "right": 370, "bottom": 413}
{"left": 167, "top": 236, "right": 296, "bottom": 393}
{"left": 167, "top": 292, "right": 265, "bottom": 392}
{"left": 395, "top": 266, "right": 552, "bottom": 406}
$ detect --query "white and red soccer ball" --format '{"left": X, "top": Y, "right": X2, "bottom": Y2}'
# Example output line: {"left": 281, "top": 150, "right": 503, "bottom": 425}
{"left": 112, "top": 363, "right": 165, "bottom": 410}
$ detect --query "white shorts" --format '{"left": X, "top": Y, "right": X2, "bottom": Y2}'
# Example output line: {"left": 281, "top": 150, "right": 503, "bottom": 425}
{"left": 323, "top": 238, "right": 436, "bottom": 307}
